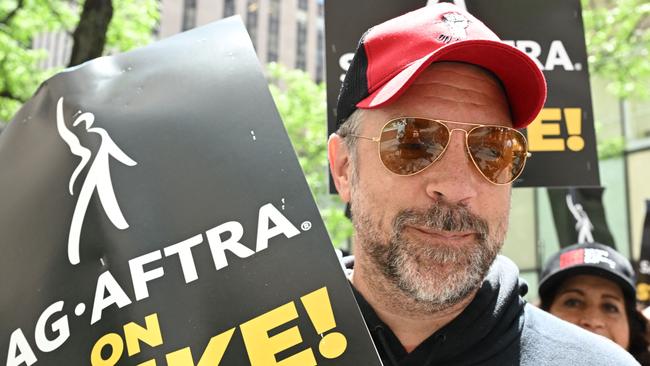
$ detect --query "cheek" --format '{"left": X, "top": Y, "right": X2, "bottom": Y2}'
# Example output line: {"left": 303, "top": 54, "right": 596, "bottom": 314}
{"left": 477, "top": 186, "right": 511, "bottom": 234}
{"left": 480, "top": 185, "right": 511, "bottom": 210}
{"left": 354, "top": 149, "right": 416, "bottom": 213}
{"left": 608, "top": 318, "right": 630, "bottom": 349}
{"left": 350, "top": 162, "right": 394, "bottom": 230}
{"left": 548, "top": 301, "right": 581, "bottom": 324}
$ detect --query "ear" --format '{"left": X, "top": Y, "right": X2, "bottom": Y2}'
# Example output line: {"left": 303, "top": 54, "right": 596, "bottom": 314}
{"left": 328, "top": 133, "right": 352, "bottom": 203}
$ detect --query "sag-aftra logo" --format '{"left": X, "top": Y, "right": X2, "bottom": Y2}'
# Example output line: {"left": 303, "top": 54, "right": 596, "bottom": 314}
{"left": 6, "top": 98, "right": 320, "bottom": 366}
{"left": 56, "top": 97, "right": 138, "bottom": 265}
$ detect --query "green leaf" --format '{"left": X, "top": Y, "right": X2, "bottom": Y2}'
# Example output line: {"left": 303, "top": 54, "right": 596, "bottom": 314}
{"left": 1, "top": 0, "right": 159, "bottom": 124}
{"left": 267, "top": 63, "right": 353, "bottom": 249}
{"left": 582, "top": 0, "right": 650, "bottom": 99}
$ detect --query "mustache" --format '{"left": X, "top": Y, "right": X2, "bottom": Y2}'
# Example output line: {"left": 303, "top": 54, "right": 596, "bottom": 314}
{"left": 393, "top": 202, "right": 489, "bottom": 239}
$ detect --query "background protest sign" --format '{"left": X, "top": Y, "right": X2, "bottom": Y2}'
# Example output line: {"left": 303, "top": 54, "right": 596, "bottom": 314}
{"left": 326, "top": 0, "right": 600, "bottom": 189}
{"left": 0, "top": 17, "right": 381, "bottom": 366}
{"left": 636, "top": 200, "right": 650, "bottom": 305}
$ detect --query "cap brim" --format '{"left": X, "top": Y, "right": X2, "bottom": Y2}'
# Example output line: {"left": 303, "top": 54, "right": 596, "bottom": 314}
{"left": 356, "top": 40, "right": 546, "bottom": 129}
{"left": 538, "top": 265, "right": 637, "bottom": 303}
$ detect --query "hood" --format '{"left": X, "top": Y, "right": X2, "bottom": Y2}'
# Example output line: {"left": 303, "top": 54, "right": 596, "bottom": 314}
{"left": 345, "top": 255, "right": 527, "bottom": 365}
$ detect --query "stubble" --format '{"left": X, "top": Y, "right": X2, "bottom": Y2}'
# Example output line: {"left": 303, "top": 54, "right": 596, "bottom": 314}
{"left": 353, "top": 200, "right": 505, "bottom": 313}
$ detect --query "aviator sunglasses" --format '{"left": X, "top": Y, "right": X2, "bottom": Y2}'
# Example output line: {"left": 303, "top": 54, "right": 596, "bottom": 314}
{"left": 350, "top": 117, "right": 530, "bottom": 185}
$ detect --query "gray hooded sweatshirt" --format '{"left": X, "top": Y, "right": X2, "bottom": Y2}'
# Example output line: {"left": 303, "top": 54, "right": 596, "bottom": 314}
{"left": 346, "top": 255, "right": 639, "bottom": 365}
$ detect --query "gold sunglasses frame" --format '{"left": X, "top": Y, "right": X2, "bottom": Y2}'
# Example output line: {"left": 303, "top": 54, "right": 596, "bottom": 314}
{"left": 350, "top": 117, "right": 531, "bottom": 186}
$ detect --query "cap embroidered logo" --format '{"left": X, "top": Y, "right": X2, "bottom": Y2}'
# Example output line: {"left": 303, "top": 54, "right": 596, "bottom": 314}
{"left": 584, "top": 248, "right": 616, "bottom": 269}
{"left": 438, "top": 12, "right": 470, "bottom": 43}
{"left": 559, "top": 248, "right": 585, "bottom": 269}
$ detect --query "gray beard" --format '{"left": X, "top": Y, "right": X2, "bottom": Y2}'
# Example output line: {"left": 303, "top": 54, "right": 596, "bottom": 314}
{"left": 354, "top": 201, "right": 501, "bottom": 313}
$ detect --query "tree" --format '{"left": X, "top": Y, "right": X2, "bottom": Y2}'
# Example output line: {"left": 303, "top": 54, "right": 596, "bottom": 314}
{"left": 267, "top": 63, "right": 353, "bottom": 249}
{"left": 582, "top": 0, "right": 650, "bottom": 100}
{"left": 0, "top": 0, "right": 159, "bottom": 124}
{"left": 581, "top": 0, "right": 649, "bottom": 158}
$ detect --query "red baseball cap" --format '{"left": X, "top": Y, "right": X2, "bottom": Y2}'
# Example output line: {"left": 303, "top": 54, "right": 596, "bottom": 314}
{"left": 335, "top": 3, "right": 547, "bottom": 129}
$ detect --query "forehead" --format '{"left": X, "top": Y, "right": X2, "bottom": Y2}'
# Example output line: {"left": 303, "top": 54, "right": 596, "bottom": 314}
{"left": 362, "top": 62, "right": 513, "bottom": 129}
{"left": 559, "top": 274, "right": 624, "bottom": 298}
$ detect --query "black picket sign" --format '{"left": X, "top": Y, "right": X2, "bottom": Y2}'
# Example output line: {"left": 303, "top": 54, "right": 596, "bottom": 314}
{"left": 636, "top": 200, "right": 650, "bottom": 305}
{"left": 547, "top": 187, "right": 616, "bottom": 249}
{"left": 0, "top": 17, "right": 381, "bottom": 366}
{"left": 326, "top": 0, "right": 600, "bottom": 190}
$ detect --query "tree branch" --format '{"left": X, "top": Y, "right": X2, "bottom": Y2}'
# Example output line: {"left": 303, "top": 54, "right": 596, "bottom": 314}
{"left": 624, "top": 16, "right": 646, "bottom": 44}
{"left": 68, "top": 0, "right": 114, "bottom": 67}
{"left": 0, "top": 89, "right": 25, "bottom": 103}
{"left": 0, "top": 0, "right": 25, "bottom": 25}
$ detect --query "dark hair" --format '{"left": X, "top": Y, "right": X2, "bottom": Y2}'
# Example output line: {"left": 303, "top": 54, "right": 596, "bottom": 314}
{"left": 538, "top": 288, "right": 554, "bottom": 312}
{"left": 540, "top": 279, "right": 650, "bottom": 365}
{"left": 629, "top": 304, "right": 650, "bottom": 366}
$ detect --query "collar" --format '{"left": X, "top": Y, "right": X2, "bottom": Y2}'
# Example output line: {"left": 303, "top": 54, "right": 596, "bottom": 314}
{"left": 350, "top": 256, "right": 526, "bottom": 365}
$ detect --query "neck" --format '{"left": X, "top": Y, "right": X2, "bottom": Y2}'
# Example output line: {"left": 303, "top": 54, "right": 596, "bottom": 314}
{"left": 351, "top": 250, "right": 478, "bottom": 352}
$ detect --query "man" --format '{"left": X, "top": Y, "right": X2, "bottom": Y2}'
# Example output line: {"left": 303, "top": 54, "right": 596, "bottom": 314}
{"left": 328, "top": 3, "right": 638, "bottom": 365}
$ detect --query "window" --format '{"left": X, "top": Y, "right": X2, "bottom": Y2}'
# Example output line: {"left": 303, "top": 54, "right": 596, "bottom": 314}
{"left": 267, "top": 0, "right": 281, "bottom": 62}
{"left": 182, "top": 0, "right": 197, "bottom": 31}
{"left": 298, "top": 0, "right": 308, "bottom": 11}
{"left": 295, "top": 22, "right": 307, "bottom": 71}
{"left": 224, "top": 0, "right": 236, "bottom": 17}
{"left": 628, "top": 100, "right": 650, "bottom": 141}
{"left": 246, "top": 0, "right": 259, "bottom": 47}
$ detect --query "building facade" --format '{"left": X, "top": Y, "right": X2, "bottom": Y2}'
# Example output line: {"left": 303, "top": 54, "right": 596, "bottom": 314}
{"left": 160, "top": 0, "right": 325, "bottom": 82}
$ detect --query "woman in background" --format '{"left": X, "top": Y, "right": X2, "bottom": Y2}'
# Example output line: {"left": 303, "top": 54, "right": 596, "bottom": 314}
{"left": 539, "top": 242, "right": 650, "bottom": 365}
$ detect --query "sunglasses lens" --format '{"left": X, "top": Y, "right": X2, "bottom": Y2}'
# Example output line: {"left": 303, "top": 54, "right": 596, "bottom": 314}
{"left": 379, "top": 118, "right": 449, "bottom": 175}
{"left": 467, "top": 126, "right": 528, "bottom": 184}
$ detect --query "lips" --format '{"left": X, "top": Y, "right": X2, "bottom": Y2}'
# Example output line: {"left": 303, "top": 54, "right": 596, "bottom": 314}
{"left": 408, "top": 225, "right": 476, "bottom": 242}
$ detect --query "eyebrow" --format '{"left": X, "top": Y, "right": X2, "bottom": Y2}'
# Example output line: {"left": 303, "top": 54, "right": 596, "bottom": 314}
{"left": 558, "top": 289, "right": 624, "bottom": 303}
{"left": 558, "top": 288, "right": 585, "bottom": 296}
{"left": 601, "top": 294, "right": 624, "bottom": 303}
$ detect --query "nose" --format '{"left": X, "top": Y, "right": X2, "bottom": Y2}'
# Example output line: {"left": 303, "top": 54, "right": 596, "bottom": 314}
{"left": 423, "top": 129, "right": 479, "bottom": 205}
{"left": 577, "top": 308, "right": 606, "bottom": 333}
